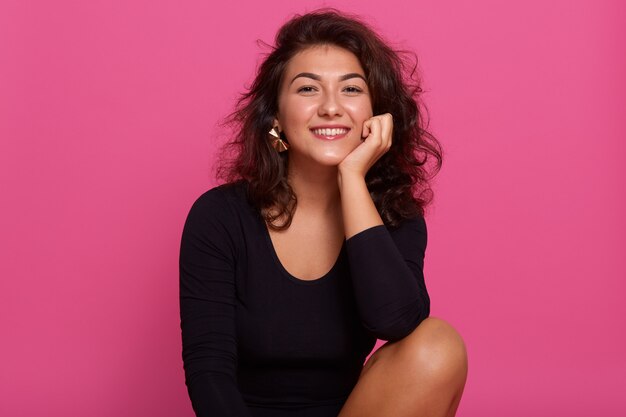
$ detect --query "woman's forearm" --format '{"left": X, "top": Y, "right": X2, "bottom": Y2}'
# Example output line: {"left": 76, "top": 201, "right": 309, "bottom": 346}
{"left": 338, "top": 171, "right": 383, "bottom": 239}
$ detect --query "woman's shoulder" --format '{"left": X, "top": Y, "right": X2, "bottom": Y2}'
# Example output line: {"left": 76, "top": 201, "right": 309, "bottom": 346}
{"left": 391, "top": 214, "right": 426, "bottom": 233}
{"left": 182, "top": 181, "right": 252, "bottom": 245}
{"left": 389, "top": 214, "right": 427, "bottom": 239}
{"left": 387, "top": 214, "right": 428, "bottom": 254}
{"left": 191, "top": 180, "right": 248, "bottom": 209}
{"left": 185, "top": 180, "right": 253, "bottom": 227}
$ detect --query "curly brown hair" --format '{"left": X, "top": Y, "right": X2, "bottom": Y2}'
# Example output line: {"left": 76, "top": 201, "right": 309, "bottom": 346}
{"left": 217, "top": 9, "right": 442, "bottom": 230}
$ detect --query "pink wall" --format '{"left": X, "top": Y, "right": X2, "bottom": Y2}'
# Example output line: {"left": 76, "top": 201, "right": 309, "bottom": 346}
{"left": 1, "top": 0, "right": 624, "bottom": 415}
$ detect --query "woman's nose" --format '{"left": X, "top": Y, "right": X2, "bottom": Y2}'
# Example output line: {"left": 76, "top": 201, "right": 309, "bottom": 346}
{"left": 317, "top": 92, "right": 343, "bottom": 117}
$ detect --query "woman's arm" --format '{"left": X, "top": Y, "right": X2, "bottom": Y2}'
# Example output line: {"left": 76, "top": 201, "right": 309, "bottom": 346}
{"left": 344, "top": 217, "right": 430, "bottom": 342}
{"left": 338, "top": 114, "right": 430, "bottom": 342}
{"left": 179, "top": 189, "right": 252, "bottom": 417}
{"left": 337, "top": 114, "right": 391, "bottom": 239}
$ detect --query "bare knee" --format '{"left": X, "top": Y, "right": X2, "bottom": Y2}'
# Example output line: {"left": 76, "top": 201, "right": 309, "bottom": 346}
{"left": 396, "top": 317, "right": 468, "bottom": 385}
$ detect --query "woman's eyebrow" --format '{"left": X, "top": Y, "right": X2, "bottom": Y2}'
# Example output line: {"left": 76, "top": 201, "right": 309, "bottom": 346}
{"left": 290, "top": 72, "right": 367, "bottom": 85}
{"left": 290, "top": 72, "right": 321, "bottom": 85}
{"left": 339, "top": 73, "right": 366, "bottom": 82}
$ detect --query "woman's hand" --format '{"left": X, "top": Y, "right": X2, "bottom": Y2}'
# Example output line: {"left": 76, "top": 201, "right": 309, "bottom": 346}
{"left": 337, "top": 113, "right": 392, "bottom": 237}
{"left": 338, "top": 113, "right": 393, "bottom": 179}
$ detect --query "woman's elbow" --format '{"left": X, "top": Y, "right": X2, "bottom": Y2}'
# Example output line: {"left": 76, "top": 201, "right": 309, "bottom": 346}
{"left": 364, "top": 301, "right": 430, "bottom": 342}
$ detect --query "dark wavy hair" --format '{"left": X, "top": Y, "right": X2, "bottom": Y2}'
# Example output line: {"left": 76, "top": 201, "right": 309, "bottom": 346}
{"left": 217, "top": 9, "right": 443, "bottom": 230}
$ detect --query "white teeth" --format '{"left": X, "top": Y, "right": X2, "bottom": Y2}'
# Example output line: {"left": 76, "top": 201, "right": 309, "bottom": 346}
{"left": 313, "top": 128, "right": 348, "bottom": 136}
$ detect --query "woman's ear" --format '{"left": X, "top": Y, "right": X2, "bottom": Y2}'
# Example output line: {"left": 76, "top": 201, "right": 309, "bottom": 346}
{"left": 272, "top": 117, "right": 281, "bottom": 132}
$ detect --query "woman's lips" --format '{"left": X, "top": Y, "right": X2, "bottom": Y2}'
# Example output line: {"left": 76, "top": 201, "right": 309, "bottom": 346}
{"left": 310, "top": 127, "right": 350, "bottom": 140}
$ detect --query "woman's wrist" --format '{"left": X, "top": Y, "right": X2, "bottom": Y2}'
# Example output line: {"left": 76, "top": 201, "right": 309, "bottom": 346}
{"left": 338, "top": 169, "right": 383, "bottom": 239}
{"left": 337, "top": 167, "right": 365, "bottom": 190}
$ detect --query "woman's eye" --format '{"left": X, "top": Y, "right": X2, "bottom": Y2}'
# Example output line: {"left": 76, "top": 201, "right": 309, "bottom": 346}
{"left": 343, "top": 86, "right": 363, "bottom": 94}
{"left": 297, "top": 86, "right": 317, "bottom": 93}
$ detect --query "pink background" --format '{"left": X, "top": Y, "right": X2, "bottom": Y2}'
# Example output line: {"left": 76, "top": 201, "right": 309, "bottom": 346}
{"left": 1, "top": 0, "right": 624, "bottom": 415}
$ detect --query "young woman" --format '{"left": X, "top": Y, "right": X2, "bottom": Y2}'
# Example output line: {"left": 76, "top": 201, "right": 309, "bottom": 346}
{"left": 180, "top": 9, "right": 468, "bottom": 417}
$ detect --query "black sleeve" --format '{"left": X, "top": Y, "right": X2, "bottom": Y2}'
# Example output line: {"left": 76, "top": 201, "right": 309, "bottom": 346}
{"left": 345, "top": 216, "right": 430, "bottom": 342}
{"left": 179, "top": 189, "right": 252, "bottom": 417}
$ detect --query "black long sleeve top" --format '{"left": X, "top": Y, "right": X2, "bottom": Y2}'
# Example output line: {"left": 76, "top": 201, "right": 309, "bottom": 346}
{"left": 179, "top": 181, "right": 430, "bottom": 416}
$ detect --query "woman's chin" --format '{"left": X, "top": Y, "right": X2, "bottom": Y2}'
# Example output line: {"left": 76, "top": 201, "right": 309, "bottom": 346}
{"left": 288, "top": 147, "right": 355, "bottom": 169}
{"left": 315, "top": 152, "right": 350, "bottom": 167}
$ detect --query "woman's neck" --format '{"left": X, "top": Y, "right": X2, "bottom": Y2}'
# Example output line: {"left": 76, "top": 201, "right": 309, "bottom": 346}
{"left": 287, "top": 160, "right": 341, "bottom": 214}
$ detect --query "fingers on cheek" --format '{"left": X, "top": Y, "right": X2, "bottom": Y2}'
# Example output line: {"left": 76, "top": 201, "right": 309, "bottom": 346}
{"left": 383, "top": 131, "right": 392, "bottom": 152}
{"left": 385, "top": 113, "right": 393, "bottom": 135}
{"left": 378, "top": 122, "right": 388, "bottom": 149}
{"left": 384, "top": 117, "right": 393, "bottom": 150}
{"left": 373, "top": 120, "right": 383, "bottom": 145}
{"left": 363, "top": 120, "right": 372, "bottom": 136}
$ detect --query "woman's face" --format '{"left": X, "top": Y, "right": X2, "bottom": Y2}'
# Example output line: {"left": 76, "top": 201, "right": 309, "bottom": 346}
{"left": 275, "top": 45, "right": 373, "bottom": 168}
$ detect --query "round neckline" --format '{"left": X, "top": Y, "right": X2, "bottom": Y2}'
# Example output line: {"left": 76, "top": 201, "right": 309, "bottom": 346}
{"left": 260, "top": 215, "right": 345, "bottom": 285}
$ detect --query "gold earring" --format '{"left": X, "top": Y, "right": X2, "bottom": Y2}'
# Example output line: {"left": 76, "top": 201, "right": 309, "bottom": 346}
{"left": 269, "top": 126, "right": 289, "bottom": 152}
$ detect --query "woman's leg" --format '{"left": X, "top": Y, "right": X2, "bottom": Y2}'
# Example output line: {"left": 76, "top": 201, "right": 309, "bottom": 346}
{"left": 338, "top": 317, "right": 468, "bottom": 417}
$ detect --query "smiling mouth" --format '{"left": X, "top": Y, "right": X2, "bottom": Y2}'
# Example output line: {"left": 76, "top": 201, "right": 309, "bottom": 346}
{"left": 310, "top": 128, "right": 350, "bottom": 139}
